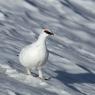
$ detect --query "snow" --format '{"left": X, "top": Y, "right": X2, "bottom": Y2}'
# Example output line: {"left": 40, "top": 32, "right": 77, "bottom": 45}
{"left": 0, "top": 0, "right": 95, "bottom": 95}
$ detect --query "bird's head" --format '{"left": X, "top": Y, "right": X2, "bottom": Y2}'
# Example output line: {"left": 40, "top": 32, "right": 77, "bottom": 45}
{"left": 43, "top": 29, "right": 54, "bottom": 36}
{"left": 38, "top": 29, "right": 54, "bottom": 42}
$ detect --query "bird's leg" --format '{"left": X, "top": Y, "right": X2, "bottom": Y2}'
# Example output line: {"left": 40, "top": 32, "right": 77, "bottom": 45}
{"left": 26, "top": 68, "right": 31, "bottom": 75}
{"left": 38, "top": 67, "right": 43, "bottom": 79}
{"left": 37, "top": 67, "right": 50, "bottom": 80}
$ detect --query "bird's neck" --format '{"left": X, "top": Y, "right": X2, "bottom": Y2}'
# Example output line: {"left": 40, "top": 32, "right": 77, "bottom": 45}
{"left": 37, "top": 33, "right": 48, "bottom": 46}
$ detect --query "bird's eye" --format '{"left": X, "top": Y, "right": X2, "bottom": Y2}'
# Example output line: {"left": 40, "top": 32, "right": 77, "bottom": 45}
{"left": 44, "top": 30, "right": 54, "bottom": 35}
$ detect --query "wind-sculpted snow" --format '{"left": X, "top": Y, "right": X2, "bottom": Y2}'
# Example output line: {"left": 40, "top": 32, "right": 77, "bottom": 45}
{"left": 0, "top": 0, "right": 95, "bottom": 95}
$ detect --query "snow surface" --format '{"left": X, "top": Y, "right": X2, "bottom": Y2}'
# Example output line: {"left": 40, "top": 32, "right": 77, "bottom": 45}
{"left": 0, "top": 0, "right": 95, "bottom": 95}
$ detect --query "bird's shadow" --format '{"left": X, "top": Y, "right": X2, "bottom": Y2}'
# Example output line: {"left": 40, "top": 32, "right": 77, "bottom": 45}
{"left": 7, "top": 60, "right": 95, "bottom": 84}
{"left": 54, "top": 70, "right": 95, "bottom": 84}
{"left": 53, "top": 70, "right": 95, "bottom": 94}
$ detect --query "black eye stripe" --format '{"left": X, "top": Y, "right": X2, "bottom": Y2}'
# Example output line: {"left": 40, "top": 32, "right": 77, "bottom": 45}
{"left": 44, "top": 30, "right": 53, "bottom": 35}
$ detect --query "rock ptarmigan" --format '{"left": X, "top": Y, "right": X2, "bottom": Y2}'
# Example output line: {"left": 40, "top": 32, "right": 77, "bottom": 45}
{"left": 19, "top": 29, "right": 54, "bottom": 79}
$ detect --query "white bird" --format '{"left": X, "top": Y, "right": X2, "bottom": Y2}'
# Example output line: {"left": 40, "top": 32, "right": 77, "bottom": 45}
{"left": 19, "top": 29, "right": 54, "bottom": 79}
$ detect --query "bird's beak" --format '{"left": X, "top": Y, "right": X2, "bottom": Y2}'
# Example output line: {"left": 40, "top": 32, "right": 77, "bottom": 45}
{"left": 50, "top": 32, "right": 54, "bottom": 35}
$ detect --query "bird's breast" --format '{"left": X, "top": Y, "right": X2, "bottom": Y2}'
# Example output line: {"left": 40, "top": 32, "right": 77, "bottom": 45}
{"left": 19, "top": 45, "right": 48, "bottom": 67}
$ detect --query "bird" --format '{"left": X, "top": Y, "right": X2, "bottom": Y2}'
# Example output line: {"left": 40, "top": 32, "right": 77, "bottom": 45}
{"left": 19, "top": 29, "right": 54, "bottom": 79}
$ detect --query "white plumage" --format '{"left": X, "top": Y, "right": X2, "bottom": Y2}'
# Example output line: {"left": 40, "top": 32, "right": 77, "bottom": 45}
{"left": 19, "top": 29, "right": 54, "bottom": 79}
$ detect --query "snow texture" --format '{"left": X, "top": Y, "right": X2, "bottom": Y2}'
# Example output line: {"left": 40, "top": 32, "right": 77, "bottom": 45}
{"left": 0, "top": 0, "right": 95, "bottom": 95}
